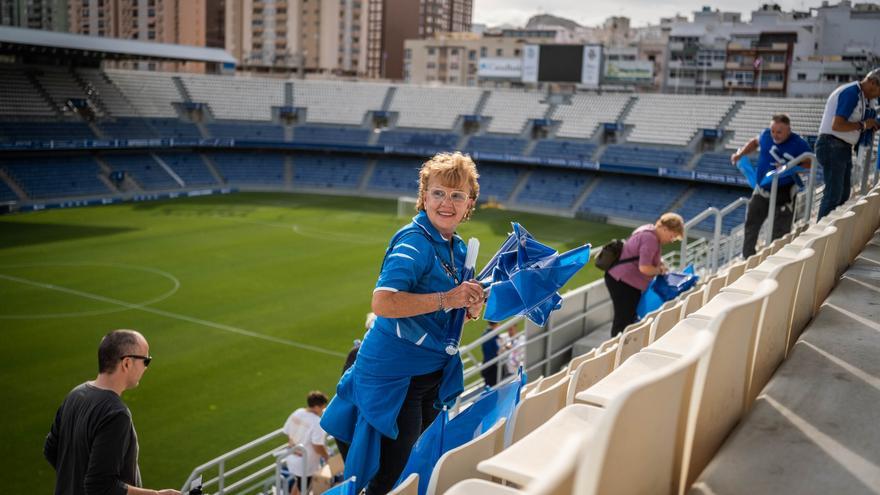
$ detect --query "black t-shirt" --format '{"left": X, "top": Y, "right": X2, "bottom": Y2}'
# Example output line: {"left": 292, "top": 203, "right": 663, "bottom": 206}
{"left": 44, "top": 382, "right": 141, "bottom": 495}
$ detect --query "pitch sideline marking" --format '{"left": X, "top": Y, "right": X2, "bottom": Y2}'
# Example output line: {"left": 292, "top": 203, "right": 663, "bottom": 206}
{"left": 0, "top": 273, "right": 346, "bottom": 358}
{"left": 0, "top": 262, "right": 181, "bottom": 319}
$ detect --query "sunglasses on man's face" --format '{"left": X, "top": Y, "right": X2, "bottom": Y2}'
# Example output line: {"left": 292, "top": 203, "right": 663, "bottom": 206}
{"left": 121, "top": 355, "right": 152, "bottom": 367}
{"left": 429, "top": 188, "right": 470, "bottom": 204}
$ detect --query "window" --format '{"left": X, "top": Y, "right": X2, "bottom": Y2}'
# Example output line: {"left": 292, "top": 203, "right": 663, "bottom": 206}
{"left": 468, "top": 50, "right": 476, "bottom": 60}
{"left": 495, "top": 48, "right": 502, "bottom": 56}
{"left": 514, "top": 49, "right": 521, "bottom": 56}
{"left": 797, "top": 73, "right": 806, "bottom": 81}
{"left": 451, "top": 48, "right": 458, "bottom": 56}
{"left": 428, "top": 47, "right": 435, "bottom": 55}
{"left": 480, "top": 47, "right": 487, "bottom": 57}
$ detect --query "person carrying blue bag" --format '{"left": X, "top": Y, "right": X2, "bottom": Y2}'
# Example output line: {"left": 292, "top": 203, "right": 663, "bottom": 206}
{"left": 320, "top": 152, "right": 484, "bottom": 495}
{"left": 602, "top": 213, "right": 684, "bottom": 337}
{"left": 730, "top": 113, "right": 812, "bottom": 258}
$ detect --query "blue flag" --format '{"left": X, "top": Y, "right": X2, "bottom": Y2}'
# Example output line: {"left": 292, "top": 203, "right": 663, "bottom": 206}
{"left": 478, "top": 223, "right": 591, "bottom": 326}
{"left": 393, "top": 372, "right": 525, "bottom": 495}
{"left": 737, "top": 156, "right": 757, "bottom": 189}
{"left": 636, "top": 265, "right": 698, "bottom": 319}
{"left": 323, "top": 476, "right": 357, "bottom": 495}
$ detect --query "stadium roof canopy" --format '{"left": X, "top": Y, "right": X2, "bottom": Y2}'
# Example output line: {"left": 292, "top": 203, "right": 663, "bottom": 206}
{"left": 0, "top": 26, "right": 236, "bottom": 65}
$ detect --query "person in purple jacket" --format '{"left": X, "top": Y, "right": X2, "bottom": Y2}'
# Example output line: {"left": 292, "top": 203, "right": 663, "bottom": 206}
{"left": 604, "top": 213, "right": 684, "bottom": 337}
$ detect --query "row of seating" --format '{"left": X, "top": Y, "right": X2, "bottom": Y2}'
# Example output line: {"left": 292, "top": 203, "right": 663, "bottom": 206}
{"left": 599, "top": 144, "right": 692, "bottom": 170}
{"left": 416, "top": 187, "right": 879, "bottom": 495}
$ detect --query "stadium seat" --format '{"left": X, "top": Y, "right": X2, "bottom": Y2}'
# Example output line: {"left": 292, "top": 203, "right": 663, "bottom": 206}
{"left": 649, "top": 301, "right": 685, "bottom": 343}
{"left": 680, "top": 286, "right": 706, "bottom": 318}
{"left": 614, "top": 318, "right": 652, "bottom": 367}
{"left": 776, "top": 226, "right": 835, "bottom": 344}
{"left": 722, "top": 259, "right": 747, "bottom": 285}
{"left": 723, "top": 249, "right": 813, "bottom": 406}
{"left": 520, "top": 376, "right": 543, "bottom": 398}
{"left": 566, "top": 348, "right": 596, "bottom": 374}
{"left": 566, "top": 345, "right": 617, "bottom": 405}
{"left": 797, "top": 223, "right": 843, "bottom": 311}
{"left": 644, "top": 279, "right": 778, "bottom": 489}
{"left": 702, "top": 275, "right": 726, "bottom": 304}
{"left": 817, "top": 210, "right": 857, "bottom": 279}
{"left": 425, "top": 418, "right": 506, "bottom": 495}
{"left": 505, "top": 375, "right": 570, "bottom": 446}
{"left": 389, "top": 473, "right": 418, "bottom": 495}
{"left": 480, "top": 329, "right": 713, "bottom": 494}
{"left": 535, "top": 366, "right": 568, "bottom": 393}
{"left": 745, "top": 253, "right": 762, "bottom": 270}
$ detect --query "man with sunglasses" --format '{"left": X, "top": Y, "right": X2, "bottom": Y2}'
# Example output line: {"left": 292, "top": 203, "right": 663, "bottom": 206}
{"left": 44, "top": 330, "right": 179, "bottom": 495}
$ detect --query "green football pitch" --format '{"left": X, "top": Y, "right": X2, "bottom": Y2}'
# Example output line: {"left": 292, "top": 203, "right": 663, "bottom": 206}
{"left": 0, "top": 192, "right": 632, "bottom": 492}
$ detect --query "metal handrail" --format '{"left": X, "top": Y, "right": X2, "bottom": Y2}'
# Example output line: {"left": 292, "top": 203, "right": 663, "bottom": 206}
{"left": 764, "top": 152, "right": 816, "bottom": 245}
{"left": 181, "top": 429, "right": 288, "bottom": 494}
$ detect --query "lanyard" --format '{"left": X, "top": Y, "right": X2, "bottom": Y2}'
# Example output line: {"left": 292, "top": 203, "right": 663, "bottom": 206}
{"left": 434, "top": 241, "right": 461, "bottom": 285}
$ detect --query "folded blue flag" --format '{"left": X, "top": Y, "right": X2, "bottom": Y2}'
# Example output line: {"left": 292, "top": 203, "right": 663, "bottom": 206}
{"left": 737, "top": 156, "right": 757, "bottom": 189}
{"left": 393, "top": 372, "right": 525, "bottom": 495}
{"left": 759, "top": 165, "right": 807, "bottom": 189}
{"left": 478, "top": 223, "right": 591, "bottom": 326}
{"left": 636, "top": 265, "right": 698, "bottom": 319}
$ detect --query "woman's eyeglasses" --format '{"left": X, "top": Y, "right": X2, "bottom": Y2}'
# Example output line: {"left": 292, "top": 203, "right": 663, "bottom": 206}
{"left": 429, "top": 188, "right": 470, "bottom": 204}
{"left": 121, "top": 355, "right": 152, "bottom": 367}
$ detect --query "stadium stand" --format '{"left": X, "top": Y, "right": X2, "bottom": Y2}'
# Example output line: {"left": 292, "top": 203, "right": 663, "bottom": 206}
{"left": 143, "top": 118, "right": 202, "bottom": 139}
{"left": 599, "top": 144, "right": 692, "bottom": 170}
{"left": 676, "top": 184, "right": 750, "bottom": 233}
{"left": 473, "top": 162, "right": 523, "bottom": 202}
{"left": 624, "top": 94, "right": 734, "bottom": 146}
{"left": 98, "top": 117, "right": 159, "bottom": 139}
{"left": 77, "top": 68, "right": 140, "bottom": 117}
{"left": 1, "top": 155, "right": 109, "bottom": 198}
{"left": 101, "top": 153, "right": 179, "bottom": 190}
{"left": 388, "top": 85, "right": 483, "bottom": 130}
{"left": 0, "top": 120, "right": 95, "bottom": 142}
{"left": 0, "top": 177, "right": 20, "bottom": 202}
{"left": 293, "top": 154, "right": 368, "bottom": 189}
{"left": 0, "top": 65, "right": 56, "bottom": 116}
{"left": 294, "top": 80, "right": 389, "bottom": 126}
{"left": 181, "top": 74, "right": 284, "bottom": 121}
{"left": 206, "top": 120, "right": 285, "bottom": 141}
{"left": 293, "top": 125, "right": 370, "bottom": 146}
{"left": 33, "top": 66, "right": 102, "bottom": 117}
{"left": 209, "top": 152, "right": 286, "bottom": 186}
{"left": 579, "top": 175, "right": 688, "bottom": 221}
{"left": 155, "top": 153, "right": 217, "bottom": 187}
{"left": 551, "top": 94, "right": 631, "bottom": 139}
{"left": 517, "top": 168, "right": 592, "bottom": 209}
{"left": 104, "top": 69, "right": 182, "bottom": 117}
{"left": 725, "top": 98, "right": 825, "bottom": 150}
{"left": 694, "top": 152, "right": 740, "bottom": 181}
{"left": 368, "top": 156, "right": 423, "bottom": 194}
{"left": 480, "top": 89, "right": 549, "bottom": 134}
{"left": 530, "top": 139, "right": 597, "bottom": 161}
{"left": 376, "top": 129, "right": 459, "bottom": 151}
{"left": 465, "top": 134, "right": 528, "bottom": 155}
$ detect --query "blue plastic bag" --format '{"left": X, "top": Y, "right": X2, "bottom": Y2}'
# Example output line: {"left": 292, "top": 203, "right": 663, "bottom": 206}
{"left": 636, "top": 265, "right": 698, "bottom": 319}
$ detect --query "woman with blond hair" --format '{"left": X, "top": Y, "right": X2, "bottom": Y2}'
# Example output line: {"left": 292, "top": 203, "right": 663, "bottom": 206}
{"left": 321, "top": 152, "right": 484, "bottom": 494}
{"left": 605, "top": 213, "right": 684, "bottom": 337}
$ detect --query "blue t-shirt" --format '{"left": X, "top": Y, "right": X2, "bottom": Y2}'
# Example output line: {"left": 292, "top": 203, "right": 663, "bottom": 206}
{"left": 756, "top": 128, "right": 812, "bottom": 190}
{"left": 372, "top": 210, "right": 467, "bottom": 353}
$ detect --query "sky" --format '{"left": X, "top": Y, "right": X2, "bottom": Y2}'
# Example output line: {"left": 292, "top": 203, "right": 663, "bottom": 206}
{"left": 472, "top": 0, "right": 821, "bottom": 28}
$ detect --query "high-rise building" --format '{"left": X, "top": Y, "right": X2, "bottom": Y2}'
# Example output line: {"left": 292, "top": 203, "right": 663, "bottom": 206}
{"left": 367, "top": 0, "right": 472, "bottom": 79}
{"left": 66, "top": 0, "right": 222, "bottom": 71}
{"left": 225, "top": 0, "right": 369, "bottom": 75}
{"left": 0, "top": 0, "right": 69, "bottom": 31}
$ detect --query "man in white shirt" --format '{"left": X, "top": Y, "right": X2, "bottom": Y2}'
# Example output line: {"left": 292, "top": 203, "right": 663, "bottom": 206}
{"left": 816, "top": 68, "right": 880, "bottom": 219}
{"left": 283, "top": 391, "right": 330, "bottom": 495}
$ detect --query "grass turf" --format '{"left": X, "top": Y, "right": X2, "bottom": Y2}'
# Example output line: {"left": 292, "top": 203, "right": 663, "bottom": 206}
{"left": 0, "top": 192, "right": 632, "bottom": 492}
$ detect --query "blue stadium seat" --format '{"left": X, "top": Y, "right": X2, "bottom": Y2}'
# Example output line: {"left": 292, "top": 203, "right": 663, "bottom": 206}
{"left": 0, "top": 120, "right": 95, "bottom": 143}
{"left": 368, "top": 157, "right": 423, "bottom": 194}
{"left": 293, "top": 126, "right": 370, "bottom": 146}
{"left": 1, "top": 156, "right": 110, "bottom": 198}
{"left": 579, "top": 175, "right": 687, "bottom": 221}
{"left": 294, "top": 155, "right": 368, "bottom": 189}
{"left": 600, "top": 145, "right": 692, "bottom": 170}
{"left": 518, "top": 168, "right": 592, "bottom": 208}
{"left": 156, "top": 153, "right": 218, "bottom": 187}
{"left": 101, "top": 153, "right": 179, "bottom": 190}
{"left": 465, "top": 134, "right": 527, "bottom": 156}
{"left": 207, "top": 120, "right": 285, "bottom": 141}
{"left": 675, "top": 185, "right": 750, "bottom": 233}
{"left": 144, "top": 118, "right": 201, "bottom": 140}
{"left": 0, "top": 177, "right": 20, "bottom": 202}
{"left": 477, "top": 163, "right": 523, "bottom": 202}
{"left": 530, "top": 139, "right": 597, "bottom": 161}
{"left": 209, "top": 152, "right": 286, "bottom": 185}
{"left": 99, "top": 117, "right": 159, "bottom": 139}
{"left": 376, "top": 130, "right": 459, "bottom": 151}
